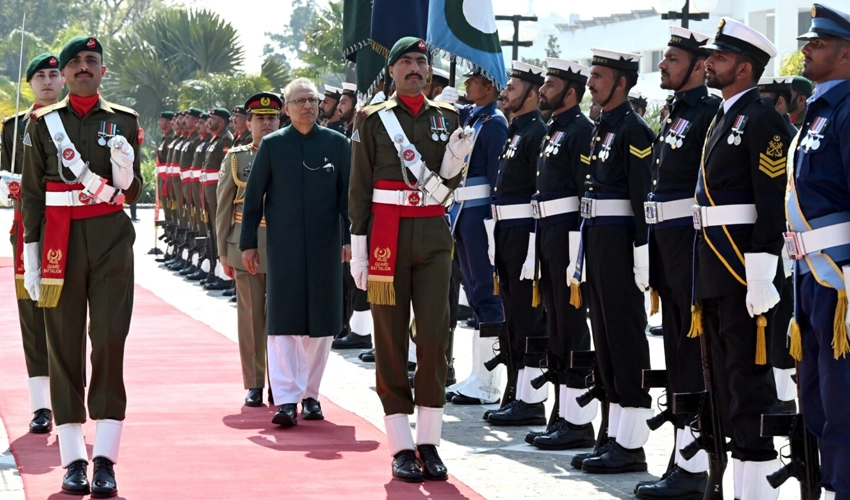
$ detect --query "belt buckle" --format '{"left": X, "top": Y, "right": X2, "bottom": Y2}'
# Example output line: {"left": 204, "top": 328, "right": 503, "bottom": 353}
{"left": 580, "top": 198, "right": 594, "bottom": 219}
{"left": 401, "top": 190, "right": 424, "bottom": 207}
{"left": 644, "top": 201, "right": 659, "bottom": 224}
{"left": 691, "top": 205, "right": 703, "bottom": 230}
{"left": 783, "top": 232, "right": 804, "bottom": 260}
{"left": 491, "top": 204, "right": 500, "bottom": 222}
{"left": 530, "top": 200, "right": 541, "bottom": 219}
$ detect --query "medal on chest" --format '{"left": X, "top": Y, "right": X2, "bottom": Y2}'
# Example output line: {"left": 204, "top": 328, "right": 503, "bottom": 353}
{"left": 97, "top": 121, "right": 119, "bottom": 146}
{"left": 599, "top": 132, "right": 615, "bottom": 162}
{"left": 545, "top": 131, "right": 565, "bottom": 157}
{"left": 666, "top": 118, "right": 692, "bottom": 149}
{"left": 430, "top": 116, "right": 449, "bottom": 141}
{"left": 506, "top": 135, "right": 521, "bottom": 159}
{"left": 196, "top": 141, "right": 207, "bottom": 153}
{"left": 800, "top": 116, "right": 828, "bottom": 152}
{"left": 727, "top": 115, "right": 747, "bottom": 146}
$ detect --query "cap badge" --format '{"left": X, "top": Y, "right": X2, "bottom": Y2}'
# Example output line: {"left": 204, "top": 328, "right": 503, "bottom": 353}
{"left": 418, "top": 39, "right": 426, "bottom": 50}
{"left": 260, "top": 97, "right": 270, "bottom": 106}
{"left": 87, "top": 38, "right": 96, "bottom": 48}
{"left": 811, "top": 5, "right": 817, "bottom": 17}
{"left": 716, "top": 18, "right": 726, "bottom": 38}
{"left": 48, "top": 57, "right": 58, "bottom": 66}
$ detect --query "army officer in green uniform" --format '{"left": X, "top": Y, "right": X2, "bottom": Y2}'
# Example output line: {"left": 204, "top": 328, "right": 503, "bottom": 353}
{"left": 349, "top": 37, "right": 473, "bottom": 482}
{"left": 239, "top": 81, "right": 351, "bottom": 427}
{"left": 20, "top": 36, "right": 141, "bottom": 498}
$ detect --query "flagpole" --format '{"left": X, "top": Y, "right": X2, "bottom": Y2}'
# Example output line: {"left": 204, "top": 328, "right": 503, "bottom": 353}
{"left": 9, "top": 13, "right": 27, "bottom": 173}
{"left": 448, "top": 56, "right": 456, "bottom": 88}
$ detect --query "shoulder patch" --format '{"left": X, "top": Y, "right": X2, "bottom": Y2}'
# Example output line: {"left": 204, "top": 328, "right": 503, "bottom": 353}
{"left": 108, "top": 102, "right": 140, "bottom": 117}
{"left": 138, "top": 127, "right": 145, "bottom": 144}
{"left": 430, "top": 101, "right": 459, "bottom": 113}
{"left": 351, "top": 129, "right": 361, "bottom": 142}
{"left": 22, "top": 133, "right": 32, "bottom": 146}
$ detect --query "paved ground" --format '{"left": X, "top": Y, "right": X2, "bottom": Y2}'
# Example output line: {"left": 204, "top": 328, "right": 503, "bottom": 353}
{"left": 0, "top": 207, "right": 803, "bottom": 499}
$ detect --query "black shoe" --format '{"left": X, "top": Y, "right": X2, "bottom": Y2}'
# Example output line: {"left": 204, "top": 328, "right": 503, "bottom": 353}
{"left": 204, "top": 279, "right": 231, "bottom": 291}
{"left": 62, "top": 459, "right": 90, "bottom": 495}
{"left": 301, "top": 397, "right": 324, "bottom": 420}
{"left": 571, "top": 438, "right": 614, "bottom": 469}
{"left": 186, "top": 268, "right": 206, "bottom": 281}
{"left": 634, "top": 465, "right": 675, "bottom": 494}
{"left": 771, "top": 399, "right": 797, "bottom": 414}
{"left": 416, "top": 444, "right": 448, "bottom": 481}
{"left": 525, "top": 418, "right": 564, "bottom": 444}
{"left": 359, "top": 349, "right": 375, "bottom": 362}
{"left": 91, "top": 456, "right": 117, "bottom": 498}
{"left": 179, "top": 264, "right": 198, "bottom": 276}
{"left": 245, "top": 388, "right": 263, "bottom": 407}
{"left": 649, "top": 326, "right": 664, "bottom": 336}
{"left": 483, "top": 399, "right": 519, "bottom": 420}
{"left": 635, "top": 465, "right": 707, "bottom": 500}
{"left": 268, "top": 388, "right": 274, "bottom": 405}
{"left": 332, "top": 332, "right": 373, "bottom": 349}
{"left": 445, "top": 365, "right": 456, "bottom": 388}
{"left": 487, "top": 401, "right": 546, "bottom": 426}
{"left": 465, "top": 317, "right": 475, "bottom": 328}
{"left": 222, "top": 287, "right": 236, "bottom": 297}
{"left": 272, "top": 403, "right": 298, "bottom": 427}
{"left": 29, "top": 408, "right": 52, "bottom": 434}
{"left": 392, "top": 450, "right": 423, "bottom": 482}
{"left": 452, "top": 394, "right": 499, "bottom": 405}
{"left": 446, "top": 390, "right": 459, "bottom": 400}
{"left": 581, "top": 441, "right": 648, "bottom": 474}
{"left": 229, "top": 296, "right": 237, "bottom": 303}
{"left": 533, "top": 421, "right": 595, "bottom": 450}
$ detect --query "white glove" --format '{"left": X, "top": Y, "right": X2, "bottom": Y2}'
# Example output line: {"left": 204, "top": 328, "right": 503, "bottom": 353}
{"left": 566, "top": 231, "right": 585, "bottom": 284}
{"left": 745, "top": 252, "right": 781, "bottom": 317}
{"left": 369, "top": 91, "right": 386, "bottom": 105}
{"left": 484, "top": 218, "right": 496, "bottom": 266}
{"left": 633, "top": 244, "right": 649, "bottom": 291}
{"left": 23, "top": 242, "right": 41, "bottom": 302}
{"left": 350, "top": 234, "right": 369, "bottom": 291}
{"left": 434, "top": 86, "right": 459, "bottom": 104}
{"left": 107, "top": 135, "right": 134, "bottom": 190}
{"left": 780, "top": 244, "right": 794, "bottom": 278}
{"left": 843, "top": 266, "right": 850, "bottom": 329}
{"left": 519, "top": 232, "right": 537, "bottom": 281}
{"left": 439, "top": 126, "right": 474, "bottom": 179}
{"left": 79, "top": 169, "right": 125, "bottom": 205}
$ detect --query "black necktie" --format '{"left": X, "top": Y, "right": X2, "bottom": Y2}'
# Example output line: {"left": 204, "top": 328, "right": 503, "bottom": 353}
{"left": 716, "top": 105, "right": 725, "bottom": 122}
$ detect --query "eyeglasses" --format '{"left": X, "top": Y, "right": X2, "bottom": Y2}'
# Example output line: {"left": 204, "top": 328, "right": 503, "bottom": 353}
{"left": 291, "top": 97, "right": 319, "bottom": 107}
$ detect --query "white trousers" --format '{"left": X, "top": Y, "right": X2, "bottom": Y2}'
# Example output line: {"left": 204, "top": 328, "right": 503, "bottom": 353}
{"left": 268, "top": 336, "right": 332, "bottom": 405}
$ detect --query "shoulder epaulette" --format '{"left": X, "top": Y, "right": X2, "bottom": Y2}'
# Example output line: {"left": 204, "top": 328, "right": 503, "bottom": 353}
{"left": 229, "top": 144, "right": 253, "bottom": 153}
{"left": 2, "top": 110, "right": 27, "bottom": 124}
{"left": 360, "top": 101, "right": 390, "bottom": 119}
{"left": 107, "top": 102, "right": 139, "bottom": 117}
{"left": 430, "top": 101, "right": 459, "bottom": 113}
{"left": 32, "top": 101, "right": 66, "bottom": 120}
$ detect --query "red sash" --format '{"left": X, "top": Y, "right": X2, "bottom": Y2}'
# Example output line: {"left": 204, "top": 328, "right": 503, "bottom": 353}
{"left": 13, "top": 209, "right": 27, "bottom": 299}
{"left": 40, "top": 182, "right": 123, "bottom": 307}
{"left": 368, "top": 180, "right": 445, "bottom": 305}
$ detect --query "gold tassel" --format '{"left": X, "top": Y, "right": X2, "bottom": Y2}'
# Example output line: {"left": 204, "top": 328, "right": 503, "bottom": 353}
{"left": 15, "top": 277, "right": 29, "bottom": 300}
{"left": 532, "top": 280, "right": 540, "bottom": 308}
{"left": 367, "top": 281, "right": 396, "bottom": 306}
{"left": 755, "top": 315, "right": 767, "bottom": 365}
{"left": 493, "top": 272, "right": 500, "bottom": 296}
{"left": 37, "top": 283, "right": 63, "bottom": 308}
{"left": 789, "top": 318, "right": 802, "bottom": 362}
{"left": 649, "top": 288, "right": 660, "bottom": 316}
{"left": 687, "top": 302, "right": 703, "bottom": 338}
{"left": 569, "top": 279, "right": 582, "bottom": 309}
{"left": 833, "top": 290, "right": 849, "bottom": 360}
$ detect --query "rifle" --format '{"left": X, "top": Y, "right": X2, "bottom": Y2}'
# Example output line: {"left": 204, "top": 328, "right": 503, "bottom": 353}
{"left": 481, "top": 321, "right": 517, "bottom": 406}
{"left": 672, "top": 329, "right": 726, "bottom": 499}
{"left": 571, "top": 350, "right": 608, "bottom": 449}
{"left": 526, "top": 336, "right": 560, "bottom": 426}
{"left": 642, "top": 369, "right": 672, "bottom": 431}
{"left": 760, "top": 361, "right": 821, "bottom": 499}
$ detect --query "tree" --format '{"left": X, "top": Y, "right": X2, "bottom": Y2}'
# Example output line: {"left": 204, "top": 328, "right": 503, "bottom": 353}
{"left": 545, "top": 35, "right": 561, "bottom": 58}
{"left": 263, "top": 0, "right": 318, "bottom": 64}
{"left": 780, "top": 51, "right": 804, "bottom": 76}
{"left": 297, "top": 0, "right": 347, "bottom": 80}
{"left": 261, "top": 57, "right": 294, "bottom": 93}
{"left": 178, "top": 73, "right": 274, "bottom": 111}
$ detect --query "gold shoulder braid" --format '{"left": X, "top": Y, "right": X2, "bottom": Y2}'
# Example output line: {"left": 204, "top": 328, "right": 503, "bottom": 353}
{"left": 231, "top": 151, "right": 247, "bottom": 188}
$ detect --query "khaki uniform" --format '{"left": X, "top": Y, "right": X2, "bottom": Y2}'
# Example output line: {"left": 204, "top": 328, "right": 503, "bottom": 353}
{"left": 179, "top": 130, "right": 200, "bottom": 231}
{"left": 156, "top": 130, "right": 175, "bottom": 223}
{"left": 1, "top": 107, "right": 49, "bottom": 380}
{"left": 190, "top": 134, "right": 210, "bottom": 234}
{"left": 215, "top": 144, "right": 267, "bottom": 389}
{"left": 167, "top": 133, "right": 187, "bottom": 228}
{"left": 349, "top": 95, "right": 459, "bottom": 415}
{"left": 201, "top": 130, "right": 233, "bottom": 277}
{"left": 20, "top": 96, "right": 141, "bottom": 425}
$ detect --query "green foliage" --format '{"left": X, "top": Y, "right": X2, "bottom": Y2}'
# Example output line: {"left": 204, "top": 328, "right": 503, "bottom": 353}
{"left": 261, "top": 57, "right": 293, "bottom": 93}
{"left": 139, "top": 157, "right": 157, "bottom": 204}
{"left": 643, "top": 102, "right": 663, "bottom": 135}
{"left": 263, "top": 0, "right": 318, "bottom": 64}
{"left": 268, "top": 0, "right": 347, "bottom": 84}
{"left": 178, "top": 73, "right": 273, "bottom": 111}
{"left": 780, "top": 51, "right": 804, "bottom": 76}
{"left": 545, "top": 35, "right": 561, "bottom": 58}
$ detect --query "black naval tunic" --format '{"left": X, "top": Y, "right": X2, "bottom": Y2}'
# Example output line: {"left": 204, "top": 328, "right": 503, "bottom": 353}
{"left": 583, "top": 100, "right": 654, "bottom": 409}
{"left": 694, "top": 87, "right": 789, "bottom": 461}
{"left": 534, "top": 105, "right": 593, "bottom": 389}
{"left": 493, "top": 109, "right": 548, "bottom": 369}
{"left": 648, "top": 85, "right": 719, "bottom": 428}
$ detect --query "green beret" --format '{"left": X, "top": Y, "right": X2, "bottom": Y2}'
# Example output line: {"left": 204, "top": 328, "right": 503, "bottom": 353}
{"left": 200, "top": 112, "right": 209, "bottom": 119}
{"left": 59, "top": 36, "right": 103, "bottom": 69}
{"left": 387, "top": 37, "right": 428, "bottom": 66}
{"left": 159, "top": 111, "right": 174, "bottom": 119}
{"left": 209, "top": 107, "right": 231, "bottom": 120}
{"left": 791, "top": 76, "right": 814, "bottom": 96}
{"left": 26, "top": 53, "right": 60, "bottom": 82}
{"left": 186, "top": 108, "right": 203, "bottom": 118}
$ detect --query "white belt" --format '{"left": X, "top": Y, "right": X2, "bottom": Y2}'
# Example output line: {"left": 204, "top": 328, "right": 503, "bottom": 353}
{"left": 644, "top": 198, "right": 694, "bottom": 224}
{"left": 372, "top": 189, "right": 441, "bottom": 207}
{"left": 190, "top": 169, "right": 202, "bottom": 179}
{"left": 691, "top": 204, "right": 757, "bottom": 229}
{"left": 179, "top": 170, "right": 191, "bottom": 180}
{"left": 156, "top": 166, "right": 167, "bottom": 175}
{"left": 454, "top": 184, "right": 490, "bottom": 202}
{"left": 579, "top": 198, "right": 633, "bottom": 219}
{"left": 45, "top": 190, "right": 102, "bottom": 207}
{"left": 784, "top": 221, "right": 850, "bottom": 260}
{"left": 531, "top": 196, "right": 579, "bottom": 219}
{"left": 491, "top": 203, "right": 533, "bottom": 221}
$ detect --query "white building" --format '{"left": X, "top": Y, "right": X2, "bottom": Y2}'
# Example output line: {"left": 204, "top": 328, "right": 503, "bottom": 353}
{"left": 509, "top": 0, "right": 815, "bottom": 102}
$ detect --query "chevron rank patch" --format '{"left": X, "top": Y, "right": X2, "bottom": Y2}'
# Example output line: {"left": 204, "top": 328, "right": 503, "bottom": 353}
{"left": 580, "top": 154, "right": 590, "bottom": 165}
{"left": 629, "top": 144, "right": 652, "bottom": 159}
{"left": 759, "top": 135, "right": 786, "bottom": 178}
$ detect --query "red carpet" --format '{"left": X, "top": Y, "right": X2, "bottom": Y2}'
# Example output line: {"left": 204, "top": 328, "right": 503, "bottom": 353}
{"left": 0, "top": 258, "right": 483, "bottom": 499}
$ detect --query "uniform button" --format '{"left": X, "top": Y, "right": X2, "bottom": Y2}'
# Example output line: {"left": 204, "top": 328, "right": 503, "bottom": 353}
{"left": 656, "top": 159, "right": 660, "bottom": 164}
{"left": 653, "top": 180, "right": 657, "bottom": 185}
{"left": 592, "top": 155, "right": 597, "bottom": 160}
{"left": 494, "top": 187, "right": 498, "bottom": 192}
{"left": 659, "top": 137, "right": 664, "bottom": 142}
{"left": 536, "top": 171, "right": 540, "bottom": 176}
{"left": 497, "top": 170, "right": 501, "bottom": 174}
{"left": 596, "top": 137, "right": 601, "bottom": 142}
{"left": 539, "top": 153, "right": 543, "bottom": 157}
{"left": 667, "top": 118, "right": 672, "bottom": 124}
{"left": 589, "top": 187, "right": 594, "bottom": 192}
{"left": 545, "top": 136, "right": 550, "bottom": 140}
{"left": 536, "top": 190, "right": 540, "bottom": 194}
{"left": 585, "top": 175, "right": 590, "bottom": 179}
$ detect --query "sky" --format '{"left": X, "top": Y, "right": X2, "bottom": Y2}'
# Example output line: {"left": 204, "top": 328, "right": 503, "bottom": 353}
{"left": 183, "top": 0, "right": 659, "bottom": 73}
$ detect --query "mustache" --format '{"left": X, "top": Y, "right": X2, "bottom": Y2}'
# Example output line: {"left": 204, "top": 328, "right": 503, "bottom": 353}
{"left": 75, "top": 70, "right": 93, "bottom": 78}
{"left": 405, "top": 73, "right": 422, "bottom": 80}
